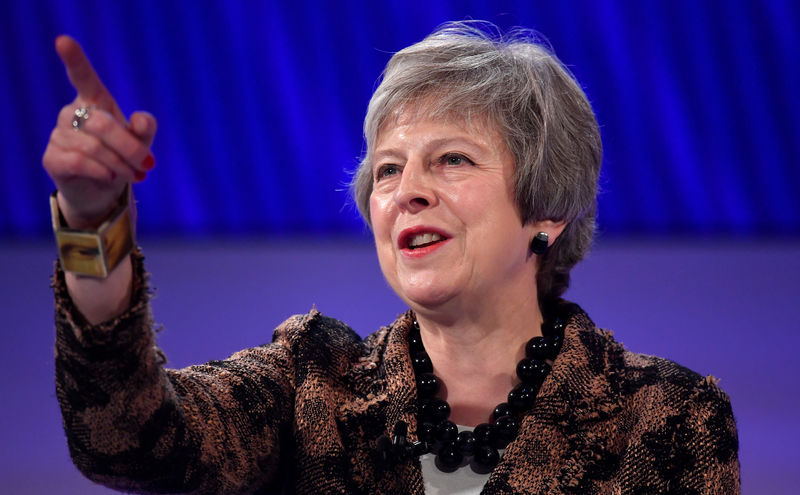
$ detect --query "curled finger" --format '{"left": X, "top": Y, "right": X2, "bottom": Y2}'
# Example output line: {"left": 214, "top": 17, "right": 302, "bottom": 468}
{"left": 65, "top": 105, "right": 152, "bottom": 174}
{"left": 43, "top": 144, "right": 116, "bottom": 183}
{"left": 50, "top": 127, "right": 137, "bottom": 182}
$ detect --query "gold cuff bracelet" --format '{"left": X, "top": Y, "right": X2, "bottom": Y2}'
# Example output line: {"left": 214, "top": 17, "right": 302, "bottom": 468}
{"left": 50, "top": 187, "right": 135, "bottom": 278}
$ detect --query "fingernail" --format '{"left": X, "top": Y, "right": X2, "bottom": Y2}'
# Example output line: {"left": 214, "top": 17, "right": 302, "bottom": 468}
{"left": 135, "top": 171, "right": 146, "bottom": 181}
{"left": 142, "top": 153, "right": 155, "bottom": 170}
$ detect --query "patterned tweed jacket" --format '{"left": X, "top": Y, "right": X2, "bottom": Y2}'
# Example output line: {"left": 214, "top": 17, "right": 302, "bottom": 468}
{"left": 54, "top": 253, "right": 740, "bottom": 494}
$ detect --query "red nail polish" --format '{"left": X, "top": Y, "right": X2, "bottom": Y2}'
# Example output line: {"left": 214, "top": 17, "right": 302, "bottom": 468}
{"left": 135, "top": 171, "right": 146, "bottom": 181}
{"left": 142, "top": 154, "right": 155, "bottom": 170}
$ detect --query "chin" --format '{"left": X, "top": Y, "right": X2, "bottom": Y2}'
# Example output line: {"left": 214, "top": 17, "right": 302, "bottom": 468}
{"left": 398, "top": 282, "right": 456, "bottom": 311}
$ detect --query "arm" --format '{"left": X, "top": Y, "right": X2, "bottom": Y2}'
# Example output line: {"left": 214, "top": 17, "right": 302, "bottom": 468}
{"left": 47, "top": 37, "right": 295, "bottom": 493}
{"left": 43, "top": 35, "right": 155, "bottom": 324}
{"left": 55, "top": 251, "right": 295, "bottom": 494}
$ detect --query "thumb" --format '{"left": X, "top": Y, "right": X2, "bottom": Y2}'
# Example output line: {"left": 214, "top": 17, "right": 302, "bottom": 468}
{"left": 128, "top": 111, "right": 158, "bottom": 147}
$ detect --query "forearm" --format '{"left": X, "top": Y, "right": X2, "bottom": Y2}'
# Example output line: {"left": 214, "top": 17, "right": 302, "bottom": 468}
{"left": 65, "top": 255, "right": 133, "bottom": 325}
{"left": 54, "top": 251, "right": 188, "bottom": 491}
{"left": 57, "top": 190, "right": 135, "bottom": 325}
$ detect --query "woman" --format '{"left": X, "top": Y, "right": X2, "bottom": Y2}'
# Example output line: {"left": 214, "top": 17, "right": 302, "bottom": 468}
{"left": 45, "top": 23, "right": 740, "bottom": 494}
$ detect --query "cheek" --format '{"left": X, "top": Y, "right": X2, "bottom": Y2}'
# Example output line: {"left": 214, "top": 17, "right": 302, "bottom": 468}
{"left": 369, "top": 194, "right": 393, "bottom": 235}
{"left": 449, "top": 184, "right": 506, "bottom": 223}
{"left": 459, "top": 186, "right": 524, "bottom": 244}
{"left": 369, "top": 196, "right": 394, "bottom": 262}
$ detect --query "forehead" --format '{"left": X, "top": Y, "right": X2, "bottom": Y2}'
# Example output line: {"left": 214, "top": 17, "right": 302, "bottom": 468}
{"left": 383, "top": 98, "right": 495, "bottom": 129}
{"left": 374, "top": 101, "right": 504, "bottom": 149}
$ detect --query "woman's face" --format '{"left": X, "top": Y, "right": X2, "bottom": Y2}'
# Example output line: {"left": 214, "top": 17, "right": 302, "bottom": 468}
{"left": 369, "top": 110, "right": 539, "bottom": 312}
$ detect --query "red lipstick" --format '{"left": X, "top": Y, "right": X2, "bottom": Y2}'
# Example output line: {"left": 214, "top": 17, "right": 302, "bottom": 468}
{"left": 397, "top": 226, "right": 451, "bottom": 258}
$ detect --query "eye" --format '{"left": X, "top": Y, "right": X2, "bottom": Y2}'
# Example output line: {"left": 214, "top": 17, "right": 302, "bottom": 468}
{"left": 439, "top": 153, "right": 473, "bottom": 167}
{"left": 375, "top": 163, "right": 400, "bottom": 181}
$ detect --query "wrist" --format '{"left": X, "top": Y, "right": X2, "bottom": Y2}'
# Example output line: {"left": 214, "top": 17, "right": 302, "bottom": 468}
{"left": 51, "top": 185, "right": 136, "bottom": 278}
{"left": 56, "top": 191, "right": 122, "bottom": 230}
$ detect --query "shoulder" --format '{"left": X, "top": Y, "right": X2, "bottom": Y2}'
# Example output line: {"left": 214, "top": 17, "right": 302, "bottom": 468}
{"left": 562, "top": 304, "right": 736, "bottom": 438}
{"left": 269, "top": 310, "right": 397, "bottom": 371}
{"left": 590, "top": 330, "right": 740, "bottom": 488}
{"left": 271, "top": 310, "right": 363, "bottom": 358}
{"left": 611, "top": 336, "right": 734, "bottom": 417}
{"left": 576, "top": 323, "right": 739, "bottom": 464}
{"left": 272, "top": 310, "right": 362, "bottom": 345}
{"left": 620, "top": 346, "right": 738, "bottom": 450}
{"left": 561, "top": 304, "right": 732, "bottom": 410}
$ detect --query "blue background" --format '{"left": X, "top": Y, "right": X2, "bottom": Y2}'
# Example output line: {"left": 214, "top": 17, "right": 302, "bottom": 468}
{"left": 1, "top": 1, "right": 799, "bottom": 494}
{"left": 1, "top": 0, "right": 798, "bottom": 238}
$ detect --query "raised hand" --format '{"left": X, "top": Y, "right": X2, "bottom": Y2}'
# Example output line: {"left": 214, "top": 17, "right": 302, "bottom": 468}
{"left": 43, "top": 35, "right": 157, "bottom": 229}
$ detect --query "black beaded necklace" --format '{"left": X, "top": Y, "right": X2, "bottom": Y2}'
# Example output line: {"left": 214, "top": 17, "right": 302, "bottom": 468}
{"left": 400, "top": 313, "right": 566, "bottom": 473}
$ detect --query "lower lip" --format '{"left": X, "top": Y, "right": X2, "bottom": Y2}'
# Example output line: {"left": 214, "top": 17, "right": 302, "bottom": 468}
{"left": 400, "top": 239, "right": 450, "bottom": 258}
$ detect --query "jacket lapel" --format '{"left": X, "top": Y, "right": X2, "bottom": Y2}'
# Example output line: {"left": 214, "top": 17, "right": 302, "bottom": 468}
{"left": 335, "top": 312, "right": 425, "bottom": 495}
{"left": 484, "top": 310, "right": 625, "bottom": 493}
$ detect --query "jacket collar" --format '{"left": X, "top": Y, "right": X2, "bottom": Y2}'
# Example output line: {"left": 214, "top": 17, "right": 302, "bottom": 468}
{"left": 537, "top": 308, "right": 624, "bottom": 424}
{"left": 381, "top": 306, "right": 624, "bottom": 427}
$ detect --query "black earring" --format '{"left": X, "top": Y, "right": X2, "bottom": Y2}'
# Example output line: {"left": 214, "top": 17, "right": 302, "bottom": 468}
{"left": 530, "top": 232, "right": 549, "bottom": 255}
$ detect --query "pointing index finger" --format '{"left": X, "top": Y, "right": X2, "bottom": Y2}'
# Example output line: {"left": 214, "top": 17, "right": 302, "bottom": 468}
{"left": 55, "top": 35, "right": 124, "bottom": 121}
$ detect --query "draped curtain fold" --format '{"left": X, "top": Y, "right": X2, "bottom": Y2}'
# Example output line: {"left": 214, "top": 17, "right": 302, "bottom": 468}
{"left": 1, "top": 0, "right": 797, "bottom": 237}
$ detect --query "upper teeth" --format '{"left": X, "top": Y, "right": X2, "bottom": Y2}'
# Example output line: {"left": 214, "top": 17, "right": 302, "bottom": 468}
{"left": 408, "top": 233, "right": 443, "bottom": 248}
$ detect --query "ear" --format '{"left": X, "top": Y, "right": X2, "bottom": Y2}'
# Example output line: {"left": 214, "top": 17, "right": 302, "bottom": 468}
{"left": 527, "top": 219, "right": 567, "bottom": 248}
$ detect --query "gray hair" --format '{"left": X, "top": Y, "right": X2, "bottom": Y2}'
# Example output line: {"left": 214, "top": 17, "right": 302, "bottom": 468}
{"left": 351, "top": 21, "right": 602, "bottom": 301}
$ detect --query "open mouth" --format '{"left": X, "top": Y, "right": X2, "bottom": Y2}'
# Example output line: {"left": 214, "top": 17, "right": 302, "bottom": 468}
{"left": 407, "top": 232, "right": 445, "bottom": 250}
{"left": 398, "top": 228, "right": 451, "bottom": 252}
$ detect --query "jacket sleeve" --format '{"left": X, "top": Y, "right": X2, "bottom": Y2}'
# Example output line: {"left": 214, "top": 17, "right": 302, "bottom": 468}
{"left": 54, "top": 250, "right": 296, "bottom": 495}
{"left": 669, "top": 375, "right": 741, "bottom": 494}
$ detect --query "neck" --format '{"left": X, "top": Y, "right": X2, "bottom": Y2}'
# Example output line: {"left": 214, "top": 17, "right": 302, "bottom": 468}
{"left": 411, "top": 283, "right": 544, "bottom": 426}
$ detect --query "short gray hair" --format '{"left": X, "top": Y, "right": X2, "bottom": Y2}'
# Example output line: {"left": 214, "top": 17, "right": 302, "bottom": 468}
{"left": 351, "top": 21, "right": 602, "bottom": 301}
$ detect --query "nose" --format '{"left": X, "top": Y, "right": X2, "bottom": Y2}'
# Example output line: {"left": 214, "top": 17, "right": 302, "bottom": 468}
{"left": 393, "top": 159, "right": 436, "bottom": 213}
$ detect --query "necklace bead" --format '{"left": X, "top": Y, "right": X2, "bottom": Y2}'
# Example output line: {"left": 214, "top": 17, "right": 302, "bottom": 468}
{"left": 438, "top": 444, "right": 463, "bottom": 470}
{"left": 494, "top": 414, "right": 520, "bottom": 446}
{"left": 474, "top": 445, "right": 500, "bottom": 470}
{"left": 455, "top": 430, "right": 477, "bottom": 455}
{"left": 492, "top": 402, "right": 511, "bottom": 420}
{"left": 472, "top": 422, "right": 495, "bottom": 446}
{"left": 516, "top": 357, "right": 551, "bottom": 385}
{"left": 436, "top": 421, "right": 459, "bottom": 443}
{"left": 419, "top": 421, "right": 436, "bottom": 443}
{"left": 416, "top": 373, "right": 439, "bottom": 397}
{"left": 409, "top": 332, "right": 425, "bottom": 352}
{"left": 421, "top": 397, "right": 451, "bottom": 423}
{"left": 412, "top": 351, "right": 434, "bottom": 373}
{"left": 525, "top": 334, "right": 562, "bottom": 360}
{"left": 507, "top": 382, "right": 536, "bottom": 412}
